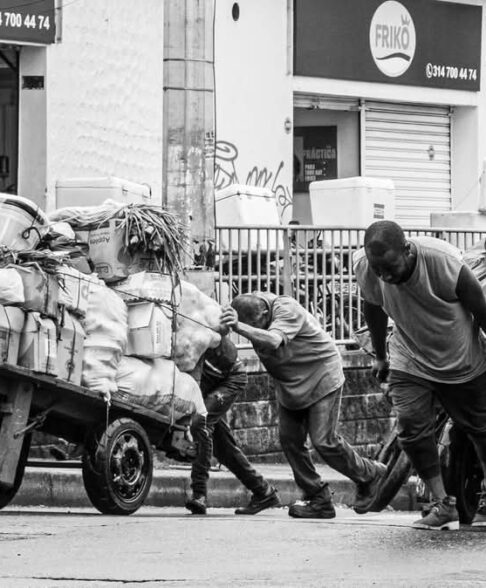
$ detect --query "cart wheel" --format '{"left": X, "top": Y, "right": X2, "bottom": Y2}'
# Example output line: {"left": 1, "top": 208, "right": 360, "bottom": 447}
{"left": 363, "top": 424, "right": 412, "bottom": 513}
{"left": 0, "top": 434, "right": 31, "bottom": 510}
{"left": 82, "top": 418, "right": 153, "bottom": 515}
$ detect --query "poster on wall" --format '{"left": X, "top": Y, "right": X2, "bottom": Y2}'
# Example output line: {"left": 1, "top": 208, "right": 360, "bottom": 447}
{"left": 293, "top": 126, "right": 337, "bottom": 192}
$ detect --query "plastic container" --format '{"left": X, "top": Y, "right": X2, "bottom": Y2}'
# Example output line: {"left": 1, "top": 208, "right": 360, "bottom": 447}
{"left": 55, "top": 176, "right": 151, "bottom": 208}
{"left": 215, "top": 184, "right": 282, "bottom": 251}
{"left": 0, "top": 194, "right": 48, "bottom": 250}
{"left": 309, "top": 177, "right": 395, "bottom": 226}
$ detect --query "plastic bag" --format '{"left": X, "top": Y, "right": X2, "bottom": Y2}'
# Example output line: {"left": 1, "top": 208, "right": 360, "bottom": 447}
{"left": 0, "top": 267, "right": 24, "bottom": 306}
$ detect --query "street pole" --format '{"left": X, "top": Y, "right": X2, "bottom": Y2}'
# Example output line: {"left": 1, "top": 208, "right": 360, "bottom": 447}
{"left": 163, "top": 0, "right": 216, "bottom": 271}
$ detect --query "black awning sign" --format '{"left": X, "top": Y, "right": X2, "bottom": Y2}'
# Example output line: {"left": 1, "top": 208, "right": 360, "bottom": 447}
{"left": 0, "top": 0, "right": 56, "bottom": 45}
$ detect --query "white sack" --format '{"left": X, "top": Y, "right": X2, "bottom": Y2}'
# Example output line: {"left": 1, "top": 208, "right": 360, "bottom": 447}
{"left": 81, "top": 277, "right": 128, "bottom": 397}
{"left": 115, "top": 272, "right": 221, "bottom": 372}
{"left": 0, "top": 267, "right": 24, "bottom": 305}
{"left": 115, "top": 356, "right": 207, "bottom": 420}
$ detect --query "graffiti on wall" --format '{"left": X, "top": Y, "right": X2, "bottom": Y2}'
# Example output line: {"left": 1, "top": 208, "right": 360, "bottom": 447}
{"left": 214, "top": 140, "right": 292, "bottom": 216}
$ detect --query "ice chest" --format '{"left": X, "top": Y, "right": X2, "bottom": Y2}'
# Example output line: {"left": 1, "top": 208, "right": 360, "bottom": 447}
{"left": 57, "top": 309, "right": 85, "bottom": 385}
{"left": 0, "top": 306, "right": 25, "bottom": 364}
{"left": 215, "top": 184, "right": 283, "bottom": 251}
{"left": 18, "top": 312, "right": 57, "bottom": 375}
{"left": 126, "top": 302, "right": 172, "bottom": 359}
{"left": 309, "top": 177, "right": 395, "bottom": 227}
{"left": 55, "top": 176, "right": 151, "bottom": 209}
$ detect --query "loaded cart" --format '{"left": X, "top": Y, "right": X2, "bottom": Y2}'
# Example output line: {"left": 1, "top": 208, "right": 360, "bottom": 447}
{"left": 0, "top": 364, "right": 196, "bottom": 515}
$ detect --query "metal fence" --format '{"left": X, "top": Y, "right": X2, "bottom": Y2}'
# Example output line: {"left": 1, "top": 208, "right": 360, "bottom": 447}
{"left": 215, "top": 225, "right": 486, "bottom": 345}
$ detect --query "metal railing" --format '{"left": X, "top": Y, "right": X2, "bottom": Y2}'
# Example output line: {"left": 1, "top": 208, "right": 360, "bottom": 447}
{"left": 215, "top": 225, "right": 486, "bottom": 345}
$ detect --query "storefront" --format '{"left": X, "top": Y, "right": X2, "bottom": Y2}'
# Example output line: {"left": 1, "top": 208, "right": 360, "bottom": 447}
{"left": 293, "top": 0, "right": 483, "bottom": 228}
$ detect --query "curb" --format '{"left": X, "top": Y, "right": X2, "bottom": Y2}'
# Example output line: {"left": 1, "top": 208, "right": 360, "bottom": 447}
{"left": 12, "top": 466, "right": 418, "bottom": 512}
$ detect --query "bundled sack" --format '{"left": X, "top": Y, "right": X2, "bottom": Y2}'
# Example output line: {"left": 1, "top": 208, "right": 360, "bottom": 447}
{"left": 115, "top": 272, "right": 222, "bottom": 372}
{"left": 0, "top": 267, "right": 24, "bottom": 306}
{"left": 18, "top": 312, "right": 57, "bottom": 375}
{"left": 14, "top": 264, "right": 59, "bottom": 319}
{"left": 81, "top": 276, "right": 128, "bottom": 397}
{"left": 115, "top": 356, "right": 207, "bottom": 420}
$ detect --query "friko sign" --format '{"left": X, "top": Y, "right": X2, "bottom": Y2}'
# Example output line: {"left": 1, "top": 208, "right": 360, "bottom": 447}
{"left": 294, "top": 0, "right": 482, "bottom": 91}
{"left": 369, "top": 1, "right": 416, "bottom": 78}
{"left": 0, "top": 0, "right": 55, "bottom": 45}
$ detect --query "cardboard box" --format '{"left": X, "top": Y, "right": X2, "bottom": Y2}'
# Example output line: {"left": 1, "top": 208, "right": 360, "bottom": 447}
{"left": 126, "top": 302, "right": 172, "bottom": 359}
{"left": 56, "top": 265, "right": 92, "bottom": 317}
{"left": 57, "top": 309, "right": 85, "bottom": 384}
{"left": 76, "top": 220, "right": 157, "bottom": 284}
{"left": 0, "top": 306, "right": 25, "bottom": 364}
{"left": 18, "top": 312, "right": 58, "bottom": 375}
{"left": 14, "top": 265, "right": 59, "bottom": 319}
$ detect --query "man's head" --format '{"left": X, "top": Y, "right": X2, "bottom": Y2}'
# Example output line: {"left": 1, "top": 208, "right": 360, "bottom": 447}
{"left": 231, "top": 294, "right": 271, "bottom": 330}
{"left": 364, "top": 220, "right": 415, "bottom": 285}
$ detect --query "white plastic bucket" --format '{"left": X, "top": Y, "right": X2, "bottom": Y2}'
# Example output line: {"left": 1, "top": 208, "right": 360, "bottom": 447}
{"left": 0, "top": 194, "right": 48, "bottom": 250}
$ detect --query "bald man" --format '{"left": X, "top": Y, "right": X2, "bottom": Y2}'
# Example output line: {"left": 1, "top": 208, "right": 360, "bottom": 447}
{"left": 220, "top": 292, "right": 386, "bottom": 519}
{"left": 354, "top": 220, "right": 486, "bottom": 530}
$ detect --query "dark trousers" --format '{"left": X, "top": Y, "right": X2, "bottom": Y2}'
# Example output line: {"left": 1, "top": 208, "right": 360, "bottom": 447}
{"left": 278, "top": 385, "right": 376, "bottom": 499}
{"left": 389, "top": 369, "right": 486, "bottom": 482}
{"left": 191, "top": 372, "right": 269, "bottom": 498}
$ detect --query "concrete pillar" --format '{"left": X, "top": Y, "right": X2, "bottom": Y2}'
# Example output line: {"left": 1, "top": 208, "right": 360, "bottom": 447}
{"left": 163, "top": 0, "right": 215, "bottom": 268}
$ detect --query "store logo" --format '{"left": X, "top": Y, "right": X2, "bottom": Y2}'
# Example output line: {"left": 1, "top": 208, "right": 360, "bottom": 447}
{"left": 369, "top": 1, "right": 416, "bottom": 78}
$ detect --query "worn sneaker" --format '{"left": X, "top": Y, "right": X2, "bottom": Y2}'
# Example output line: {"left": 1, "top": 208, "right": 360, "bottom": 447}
{"left": 235, "top": 486, "right": 281, "bottom": 515}
{"left": 288, "top": 484, "right": 336, "bottom": 519}
{"left": 412, "top": 496, "right": 459, "bottom": 530}
{"left": 353, "top": 462, "right": 388, "bottom": 514}
{"left": 185, "top": 495, "right": 207, "bottom": 515}
{"left": 472, "top": 483, "right": 486, "bottom": 527}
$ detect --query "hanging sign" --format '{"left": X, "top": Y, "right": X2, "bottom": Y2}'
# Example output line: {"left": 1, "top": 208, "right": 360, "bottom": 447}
{"left": 294, "top": 126, "right": 338, "bottom": 192}
{"left": 295, "top": 0, "right": 481, "bottom": 91}
{"left": 0, "top": 0, "right": 56, "bottom": 45}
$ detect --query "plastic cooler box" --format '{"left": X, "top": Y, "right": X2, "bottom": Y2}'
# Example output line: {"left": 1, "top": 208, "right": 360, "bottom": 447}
{"left": 309, "top": 177, "right": 395, "bottom": 227}
{"left": 215, "top": 184, "right": 282, "bottom": 251}
{"left": 55, "top": 176, "right": 151, "bottom": 208}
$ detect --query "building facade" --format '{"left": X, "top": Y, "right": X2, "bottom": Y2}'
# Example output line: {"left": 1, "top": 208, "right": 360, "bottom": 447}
{"left": 215, "top": 0, "right": 486, "bottom": 227}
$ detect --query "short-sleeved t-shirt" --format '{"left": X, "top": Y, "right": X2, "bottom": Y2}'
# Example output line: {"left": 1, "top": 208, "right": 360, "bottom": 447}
{"left": 251, "top": 292, "right": 344, "bottom": 409}
{"left": 353, "top": 237, "right": 486, "bottom": 383}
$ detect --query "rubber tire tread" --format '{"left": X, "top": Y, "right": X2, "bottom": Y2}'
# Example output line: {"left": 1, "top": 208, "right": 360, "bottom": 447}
{"left": 0, "top": 434, "right": 32, "bottom": 509}
{"left": 82, "top": 417, "right": 153, "bottom": 516}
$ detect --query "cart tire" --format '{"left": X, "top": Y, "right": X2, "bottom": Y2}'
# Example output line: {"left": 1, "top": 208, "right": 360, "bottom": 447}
{"left": 0, "top": 434, "right": 31, "bottom": 510}
{"left": 82, "top": 418, "right": 153, "bottom": 515}
{"left": 366, "top": 426, "right": 413, "bottom": 513}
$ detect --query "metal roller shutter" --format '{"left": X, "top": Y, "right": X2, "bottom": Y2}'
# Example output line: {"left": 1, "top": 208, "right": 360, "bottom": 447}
{"left": 363, "top": 101, "right": 451, "bottom": 227}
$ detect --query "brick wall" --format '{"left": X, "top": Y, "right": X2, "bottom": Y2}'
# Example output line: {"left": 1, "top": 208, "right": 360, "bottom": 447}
{"left": 228, "top": 367, "right": 394, "bottom": 463}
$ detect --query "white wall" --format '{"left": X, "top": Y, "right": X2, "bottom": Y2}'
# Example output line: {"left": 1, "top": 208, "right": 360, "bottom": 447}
{"left": 215, "top": 0, "right": 293, "bottom": 221}
{"left": 43, "top": 0, "right": 164, "bottom": 212}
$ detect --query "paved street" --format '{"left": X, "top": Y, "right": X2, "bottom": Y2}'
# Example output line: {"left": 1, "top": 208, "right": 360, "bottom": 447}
{"left": 1, "top": 506, "right": 486, "bottom": 588}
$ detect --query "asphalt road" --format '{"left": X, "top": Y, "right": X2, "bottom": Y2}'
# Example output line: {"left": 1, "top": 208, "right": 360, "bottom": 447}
{"left": 1, "top": 506, "right": 486, "bottom": 587}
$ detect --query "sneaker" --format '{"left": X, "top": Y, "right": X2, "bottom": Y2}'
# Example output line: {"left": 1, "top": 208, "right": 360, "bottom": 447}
{"left": 353, "top": 462, "right": 388, "bottom": 514}
{"left": 185, "top": 495, "right": 207, "bottom": 515}
{"left": 412, "top": 496, "right": 459, "bottom": 530}
{"left": 472, "top": 483, "right": 486, "bottom": 527}
{"left": 235, "top": 486, "right": 281, "bottom": 515}
{"left": 288, "top": 484, "right": 336, "bottom": 519}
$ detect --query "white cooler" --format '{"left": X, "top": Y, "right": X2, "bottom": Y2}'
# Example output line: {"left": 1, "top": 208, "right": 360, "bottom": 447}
{"left": 215, "top": 184, "right": 282, "bottom": 251}
{"left": 55, "top": 176, "right": 151, "bottom": 208}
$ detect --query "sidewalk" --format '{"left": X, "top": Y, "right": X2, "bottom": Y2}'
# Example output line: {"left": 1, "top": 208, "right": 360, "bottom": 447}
{"left": 12, "top": 462, "right": 418, "bottom": 512}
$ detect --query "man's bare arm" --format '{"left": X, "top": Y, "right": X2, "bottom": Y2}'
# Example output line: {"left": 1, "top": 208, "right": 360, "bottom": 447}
{"left": 456, "top": 264, "right": 486, "bottom": 333}
{"left": 363, "top": 300, "right": 389, "bottom": 360}
{"left": 220, "top": 307, "right": 283, "bottom": 350}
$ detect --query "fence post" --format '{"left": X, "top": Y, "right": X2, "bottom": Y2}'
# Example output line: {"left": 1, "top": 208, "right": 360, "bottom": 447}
{"left": 282, "top": 226, "right": 292, "bottom": 296}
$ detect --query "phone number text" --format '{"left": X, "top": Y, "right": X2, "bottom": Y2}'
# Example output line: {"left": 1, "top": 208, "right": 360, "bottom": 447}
{"left": 425, "top": 63, "right": 477, "bottom": 81}
{"left": 0, "top": 12, "right": 51, "bottom": 31}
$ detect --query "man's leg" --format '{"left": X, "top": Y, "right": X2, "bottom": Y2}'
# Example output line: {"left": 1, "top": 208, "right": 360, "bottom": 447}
{"left": 307, "top": 386, "right": 378, "bottom": 483}
{"left": 278, "top": 402, "right": 335, "bottom": 518}
{"left": 186, "top": 414, "right": 212, "bottom": 514}
{"left": 389, "top": 371, "right": 458, "bottom": 530}
{"left": 213, "top": 419, "right": 280, "bottom": 514}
